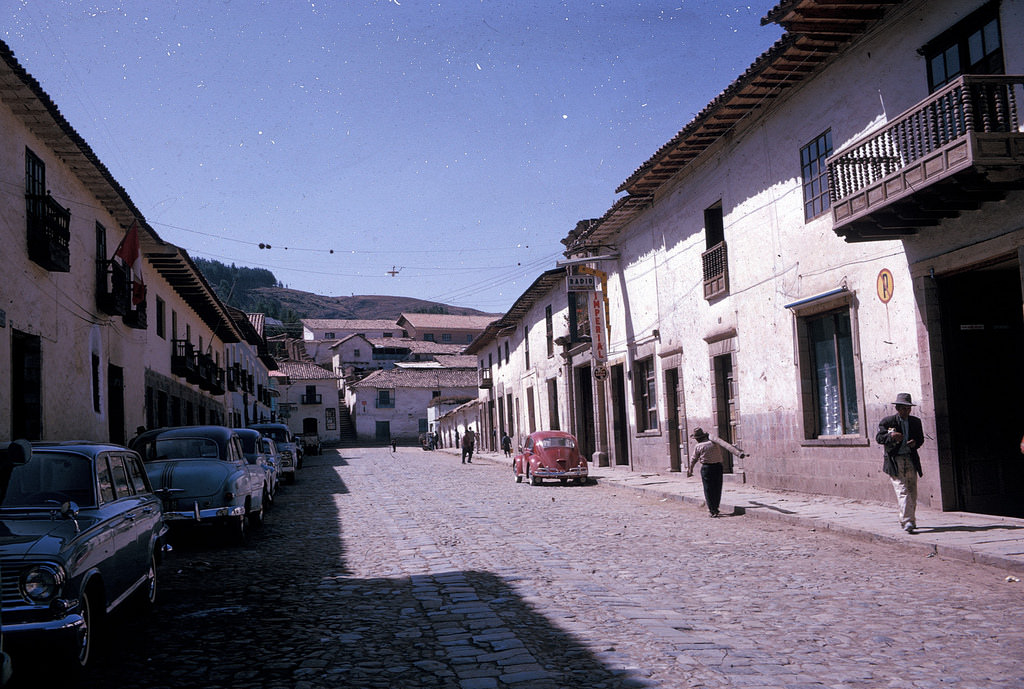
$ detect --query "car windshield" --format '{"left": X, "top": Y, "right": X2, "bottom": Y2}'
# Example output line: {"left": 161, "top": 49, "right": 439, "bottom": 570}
{"left": 239, "top": 434, "right": 260, "bottom": 457}
{"left": 538, "top": 436, "right": 575, "bottom": 449}
{"left": 149, "top": 437, "right": 221, "bottom": 460}
{"left": 0, "top": 452, "right": 95, "bottom": 508}
{"left": 258, "top": 428, "right": 289, "bottom": 443}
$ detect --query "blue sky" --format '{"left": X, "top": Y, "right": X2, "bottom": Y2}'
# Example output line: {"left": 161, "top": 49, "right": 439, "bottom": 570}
{"left": 3, "top": 1, "right": 782, "bottom": 313}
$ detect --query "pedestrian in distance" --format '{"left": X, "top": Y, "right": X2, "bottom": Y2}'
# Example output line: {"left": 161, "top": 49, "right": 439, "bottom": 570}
{"left": 461, "top": 427, "right": 476, "bottom": 464}
{"left": 687, "top": 427, "right": 725, "bottom": 517}
{"left": 876, "top": 392, "right": 925, "bottom": 533}
{"left": 391, "top": 437, "right": 397, "bottom": 453}
{"left": 501, "top": 432, "right": 513, "bottom": 458}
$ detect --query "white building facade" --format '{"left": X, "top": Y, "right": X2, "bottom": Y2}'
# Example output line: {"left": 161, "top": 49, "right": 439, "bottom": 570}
{"left": 486, "top": 0, "right": 1024, "bottom": 517}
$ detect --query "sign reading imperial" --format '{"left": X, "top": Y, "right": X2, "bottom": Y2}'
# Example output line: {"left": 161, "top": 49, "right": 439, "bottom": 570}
{"left": 567, "top": 274, "right": 597, "bottom": 291}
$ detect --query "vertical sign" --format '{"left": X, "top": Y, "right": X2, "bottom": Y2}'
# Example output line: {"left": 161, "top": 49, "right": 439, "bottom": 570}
{"left": 876, "top": 268, "right": 894, "bottom": 303}
{"left": 588, "top": 290, "right": 607, "bottom": 367}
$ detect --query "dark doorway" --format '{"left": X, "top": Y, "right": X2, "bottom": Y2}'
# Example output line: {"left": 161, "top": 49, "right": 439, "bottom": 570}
{"left": 665, "top": 367, "right": 683, "bottom": 472}
{"left": 303, "top": 417, "right": 319, "bottom": 435}
{"left": 375, "top": 420, "right": 390, "bottom": 443}
{"left": 610, "top": 364, "right": 629, "bottom": 466}
{"left": 574, "top": 365, "right": 595, "bottom": 460}
{"left": 107, "top": 364, "right": 125, "bottom": 445}
{"left": 713, "top": 353, "right": 736, "bottom": 473}
{"left": 939, "top": 261, "right": 1024, "bottom": 517}
{"left": 11, "top": 330, "right": 42, "bottom": 440}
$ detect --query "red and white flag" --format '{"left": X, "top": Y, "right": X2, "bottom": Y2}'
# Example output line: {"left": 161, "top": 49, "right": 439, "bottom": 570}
{"left": 114, "top": 221, "right": 146, "bottom": 306}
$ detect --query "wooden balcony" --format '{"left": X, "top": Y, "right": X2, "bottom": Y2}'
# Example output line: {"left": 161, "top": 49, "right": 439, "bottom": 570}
{"left": 171, "top": 340, "right": 196, "bottom": 380}
{"left": 828, "top": 75, "right": 1024, "bottom": 242}
{"left": 701, "top": 241, "right": 729, "bottom": 300}
{"left": 478, "top": 368, "right": 493, "bottom": 389}
{"left": 122, "top": 301, "right": 147, "bottom": 330}
{"left": 97, "top": 259, "right": 131, "bottom": 316}
{"left": 26, "top": 193, "right": 71, "bottom": 272}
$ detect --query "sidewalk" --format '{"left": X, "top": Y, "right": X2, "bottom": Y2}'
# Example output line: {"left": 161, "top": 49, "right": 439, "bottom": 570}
{"left": 457, "top": 448, "right": 1024, "bottom": 575}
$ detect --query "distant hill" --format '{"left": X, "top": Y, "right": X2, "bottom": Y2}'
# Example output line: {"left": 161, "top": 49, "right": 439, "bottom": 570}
{"left": 194, "top": 258, "right": 498, "bottom": 327}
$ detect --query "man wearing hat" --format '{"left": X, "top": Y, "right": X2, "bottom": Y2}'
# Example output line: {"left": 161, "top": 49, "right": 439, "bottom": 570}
{"left": 876, "top": 393, "right": 925, "bottom": 533}
{"left": 687, "top": 427, "right": 726, "bottom": 517}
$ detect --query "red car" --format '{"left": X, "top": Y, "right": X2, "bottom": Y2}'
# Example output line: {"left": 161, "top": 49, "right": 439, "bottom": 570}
{"left": 513, "top": 431, "right": 589, "bottom": 485}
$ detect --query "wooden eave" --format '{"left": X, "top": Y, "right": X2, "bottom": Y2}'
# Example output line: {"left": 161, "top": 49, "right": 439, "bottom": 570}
{"left": 143, "top": 244, "right": 243, "bottom": 344}
{"left": 465, "top": 269, "right": 564, "bottom": 354}
{"left": 0, "top": 41, "right": 148, "bottom": 234}
{"left": 563, "top": 1, "right": 907, "bottom": 253}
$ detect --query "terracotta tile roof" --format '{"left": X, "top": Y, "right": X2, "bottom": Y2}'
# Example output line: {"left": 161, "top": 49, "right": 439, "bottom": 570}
{"left": 365, "top": 338, "right": 468, "bottom": 355}
{"left": 351, "top": 367, "right": 478, "bottom": 389}
{"left": 247, "top": 313, "right": 265, "bottom": 337}
{"left": 301, "top": 319, "right": 399, "bottom": 331}
{"left": 396, "top": 313, "right": 499, "bottom": 330}
{"left": 270, "top": 360, "right": 341, "bottom": 380}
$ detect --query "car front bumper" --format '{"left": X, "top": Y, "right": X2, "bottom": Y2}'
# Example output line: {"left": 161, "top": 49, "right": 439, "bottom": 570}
{"left": 163, "top": 504, "right": 246, "bottom": 522}
{"left": 532, "top": 466, "right": 588, "bottom": 478}
{"left": 4, "top": 604, "right": 85, "bottom": 652}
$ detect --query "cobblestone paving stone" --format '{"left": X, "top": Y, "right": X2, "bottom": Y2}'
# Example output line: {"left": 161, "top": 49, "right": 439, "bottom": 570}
{"left": 13, "top": 447, "right": 1022, "bottom": 688}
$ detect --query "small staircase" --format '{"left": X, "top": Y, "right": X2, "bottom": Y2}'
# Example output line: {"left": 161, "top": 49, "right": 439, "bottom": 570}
{"left": 337, "top": 401, "right": 358, "bottom": 446}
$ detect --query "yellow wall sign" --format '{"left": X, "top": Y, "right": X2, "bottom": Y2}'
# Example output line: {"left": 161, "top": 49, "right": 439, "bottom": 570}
{"left": 876, "top": 269, "right": 894, "bottom": 303}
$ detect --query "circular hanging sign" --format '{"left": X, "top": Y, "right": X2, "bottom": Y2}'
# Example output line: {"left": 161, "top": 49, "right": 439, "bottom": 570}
{"left": 876, "top": 268, "right": 894, "bottom": 304}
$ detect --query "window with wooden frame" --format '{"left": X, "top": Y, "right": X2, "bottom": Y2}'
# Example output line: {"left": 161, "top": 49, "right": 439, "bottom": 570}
{"left": 634, "top": 357, "right": 658, "bottom": 432}
{"left": 923, "top": 1, "right": 1003, "bottom": 93}
{"left": 801, "top": 130, "right": 833, "bottom": 222}
{"left": 792, "top": 294, "right": 863, "bottom": 440}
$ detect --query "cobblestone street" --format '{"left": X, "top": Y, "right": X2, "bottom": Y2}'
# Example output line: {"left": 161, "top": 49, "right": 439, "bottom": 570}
{"left": 23, "top": 446, "right": 1022, "bottom": 689}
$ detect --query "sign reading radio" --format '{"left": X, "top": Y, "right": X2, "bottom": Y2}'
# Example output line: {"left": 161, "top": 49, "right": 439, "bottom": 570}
{"left": 567, "top": 274, "right": 596, "bottom": 291}
{"left": 588, "top": 290, "right": 607, "bottom": 367}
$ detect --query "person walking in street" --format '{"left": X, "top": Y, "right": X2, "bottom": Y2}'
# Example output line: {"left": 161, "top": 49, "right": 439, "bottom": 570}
{"left": 876, "top": 392, "right": 925, "bottom": 533}
{"left": 461, "top": 427, "right": 476, "bottom": 463}
{"left": 687, "top": 427, "right": 725, "bottom": 517}
{"left": 501, "top": 432, "right": 513, "bottom": 458}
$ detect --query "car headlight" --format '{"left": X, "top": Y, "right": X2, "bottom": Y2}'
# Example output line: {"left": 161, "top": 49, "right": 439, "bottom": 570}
{"left": 21, "top": 563, "right": 66, "bottom": 603}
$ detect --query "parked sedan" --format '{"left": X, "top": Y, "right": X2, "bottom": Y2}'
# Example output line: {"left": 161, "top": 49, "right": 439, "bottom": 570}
{"left": 129, "top": 426, "right": 265, "bottom": 543}
{"left": 261, "top": 437, "right": 281, "bottom": 500}
{"left": 0, "top": 440, "right": 169, "bottom": 671}
{"left": 513, "top": 431, "right": 589, "bottom": 486}
{"left": 249, "top": 423, "right": 299, "bottom": 483}
{"left": 235, "top": 428, "right": 277, "bottom": 508}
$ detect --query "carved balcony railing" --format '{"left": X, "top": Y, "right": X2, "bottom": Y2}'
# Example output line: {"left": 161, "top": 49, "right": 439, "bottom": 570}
{"left": 96, "top": 259, "right": 131, "bottom": 316}
{"left": 701, "top": 241, "right": 729, "bottom": 300}
{"left": 209, "top": 367, "right": 225, "bottom": 396}
{"left": 26, "top": 193, "right": 71, "bottom": 272}
{"left": 171, "top": 340, "right": 197, "bottom": 380}
{"left": 123, "top": 301, "right": 147, "bottom": 330}
{"left": 828, "top": 75, "right": 1024, "bottom": 241}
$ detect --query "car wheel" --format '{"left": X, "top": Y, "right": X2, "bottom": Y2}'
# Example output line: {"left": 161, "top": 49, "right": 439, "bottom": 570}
{"left": 514, "top": 466, "right": 522, "bottom": 483}
{"left": 249, "top": 502, "right": 264, "bottom": 528}
{"left": 263, "top": 486, "right": 273, "bottom": 509}
{"left": 577, "top": 477, "right": 587, "bottom": 486}
{"left": 530, "top": 474, "right": 541, "bottom": 486}
{"left": 228, "top": 514, "right": 249, "bottom": 545}
{"left": 138, "top": 552, "right": 158, "bottom": 610}
{"left": 560, "top": 478, "right": 568, "bottom": 485}
{"left": 69, "top": 588, "right": 97, "bottom": 670}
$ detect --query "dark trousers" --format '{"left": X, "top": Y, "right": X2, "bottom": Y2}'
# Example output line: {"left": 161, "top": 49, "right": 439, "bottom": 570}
{"left": 701, "top": 463, "right": 724, "bottom": 514}
{"left": 462, "top": 445, "right": 474, "bottom": 462}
